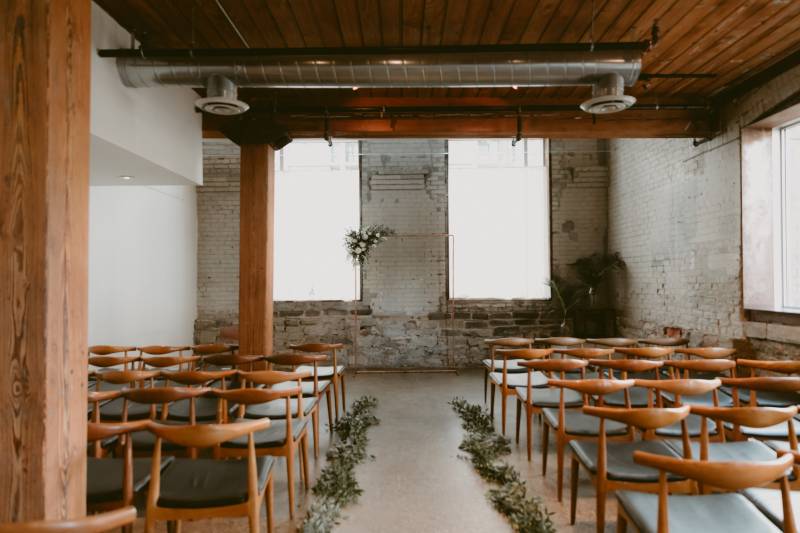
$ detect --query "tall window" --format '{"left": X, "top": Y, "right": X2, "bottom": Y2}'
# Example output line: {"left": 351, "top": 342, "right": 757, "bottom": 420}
{"left": 274, "top": 140, "right": 359, "bottom": 301}
{"left": 448, "top": 139, "right": 550, "bottom": 299}
{"left": 780, "top": 121, "right": 800, "bottom": 310}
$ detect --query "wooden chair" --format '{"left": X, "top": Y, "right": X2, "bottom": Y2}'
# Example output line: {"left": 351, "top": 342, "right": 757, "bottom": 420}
{"left": 543, "top": 378, "right": 635, "bottom": 501}
{"left": 93, "top": 370, "right": 161, "bottom": 421}
{"left": 139, "top": 354, "right": 200, "bottom": 373}
{"left": 616, "top": 450, "right": 795, "bottom": 533}
{"left": 482, "top": 337, "right": 533, "bottom": 402}
{"left": 201, "top": 353, "right": 265, "bottom": 375}
{"left": 87, "top": 420, "right": 169, "bottom": 523}
{"left": 675, "top": 346, "right": 736, "bottom": 360}
{"left": 636, "top": 378, "right": 725, "bottom": 441}
{"left": 586, "top": 338, "right": 639, "bottom": 348}
{"left": 0, "top": 506, "right": 137, "bottom": 533}
{"left": 289, "top": 343, "right": 346, "bottom": 420}
{"left": 638, "top": 336, "right": 690, "bottom": 347}
{"left": 616, "top": 346, "right": 674, "bottom": 362}
{"left": 265, "top": 353, "right": 331, "bottom": 457}
{"left": 663, "top": 359, "right": 737, "bottom": 404}
{"left": 515, "top": 358, "right": 589, "bottom": 461}
{"left": 569, "top": 404, "right": 694, "bottom": 532}
{"left": 593, "top": 359, "right": 665, "bottom": 408}
{"left": 161, "top": 369, "right": 238, "bottom": 423}
{"left": 720, "top": 377, "right": 800, "bottom": 442}
{"left": 213, "top": 374, "right": 310, "bottom": 519}
{"left": 537, "top": 336, "right": 586, "bottom": 347}
{"left": 744, "top": 450, "right": 800, "bottom": 530}
{"left": 192, "top": 343, "right": 238, "bottom": 357}
{"left": 553, "top": 348, "right": 614, "bottom": 380}
{"left": 728, "top": 361, "right": 800, "bottom": 407}
{"left": 89, "top": 346, "right": 139, "bottom": 371}
{"left": 489, "top": 348, "right": 551, "bottom": 435}
{"left": 144, "top": 418, "right": 274, "bottom": 533}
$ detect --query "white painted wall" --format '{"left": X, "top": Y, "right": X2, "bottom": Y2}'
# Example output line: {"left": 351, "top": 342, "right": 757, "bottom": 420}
{"left": 90, "top": 3, "right": 202, "bottom": 185}
{"left": 88, "top": 186, "right": 197, "bottom": 346}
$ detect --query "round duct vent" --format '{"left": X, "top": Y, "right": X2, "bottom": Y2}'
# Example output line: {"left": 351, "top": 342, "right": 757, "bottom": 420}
{"left": 195, "top": 75, "right": 250, "bottom": 116}
{"left": 580, "top": 72, "right": 636, "bottom": 114}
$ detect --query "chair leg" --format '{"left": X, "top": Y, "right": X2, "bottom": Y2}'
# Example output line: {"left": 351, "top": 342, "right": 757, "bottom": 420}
{"left": 266, "top": 475, "right": 275, "bottom": 533}
{"left": 515, "top": 399, "right": 521, "bottom": 444}
{"left": 526, "top": 410, "right": 533, "bottom": 462}
{"left": 483, "top": 368, "right": 488, "bottom": 403}
{"left": 301, "top": 434, "right": 310, "bottom": 489}
{"left": 312, "top": 406, "right": 320, "bottom": 459}
{"left": 557, "top": 436, "right": 565, "bottom": 502}
{"left": 340, "top": 371, "right": 347, "bottom": 413}
{"left": 501, "top": 391, "right": 507, "bottom": 435}
{"left": 541, "top": 422, "right": 550, "bottom": 476}
{"left": 332, "top": 374, "right": 340, "bottom": 421}
{"left": 489, "top": 383, "right": 495, "bottom": 419}
{"left": 248, "top": 501, "right": 260, "bottom": 533}
{"left": 596, "top": 479, "right": 607, "bottom": 533}
{"left": 167, "top": 521, "right": 181, "bottom": 533}
{"left": 325, "top": 388, "right": 334, "bottom": 433}
{"left": 144, "top": 510, "right": 156, "bottom": 533}
{"left": 616, "top": 508, "right": 628, "bottom": 533}
{"left": 287, "top": 448, "right": 296, "bottom": 519}
{"left": 570, "top": 455, "right": 580, "bottom": 525}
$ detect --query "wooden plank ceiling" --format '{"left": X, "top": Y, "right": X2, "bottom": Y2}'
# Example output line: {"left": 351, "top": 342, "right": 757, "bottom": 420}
{"left": 95, "top": 0, "right": 800, "bottom": 139}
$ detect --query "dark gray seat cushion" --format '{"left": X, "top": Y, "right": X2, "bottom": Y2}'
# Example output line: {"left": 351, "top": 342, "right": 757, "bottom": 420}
{"left": 542, "top": 408, "right": 629, "bottom": 437}
{"left": 158, "top": 457, "right": 274, "bottom": 509}
{"left": 720, "top": 387, "right": 800, "bottom": 407}
{"left": 489, "top": 371, "right": 547, "bottom": 388}
{"left": 724, "top": 417, "right": 800, "bottom": 439}
{"left": 273, "top": 379, "right": 331, "bottom": 396}
{"left": 167, "top": 397, "right": 220, "bottom": 422}
{"left": 655, "top": 413, "right": 718, "bottom": 438}
{"left": 99, "top": 397, "right": 153, "bottom": 421}
{"left": 221, "top": 418, "right": 308, "bottom": 448}
{"left": 243, "top": 395, "right": 319, "bottom": 419}
{"left": 516, "top": 387, "right": 583, "bottom": 408}
{"left": 665, "top": 439, "right": 778, "bottom": 462}
{"left": 661, "top": 390, "right": 735, "bottom": 407}
{"left": 570, "top": 439, "right": 682, "bottom": 482}
{"left": 87, "top": 456, "right": 173, "bottom": 504}
{"left": 482, "top": 359, "right": 526, "bottom": 373}
{"left": 616, "top": 491, "right": 781, "bottom": 533}
{"left": 604, "top": 387, "right": 651, "bottom": 407}
{"left": 743, "top": 488, "right": 800, "bottom": 529}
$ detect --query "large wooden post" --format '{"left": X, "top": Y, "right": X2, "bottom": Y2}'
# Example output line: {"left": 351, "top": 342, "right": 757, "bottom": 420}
{"left": 0, "top": 0, "right": 91, "bottom": 522}
{"left": 239, "top": 145, "right": 275, "bottom": 355}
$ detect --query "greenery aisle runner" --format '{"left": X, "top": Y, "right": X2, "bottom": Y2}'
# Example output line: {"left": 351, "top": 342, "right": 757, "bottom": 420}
{"left": 450, "top": 398, "right": 556, "bottom": 533}
{"left": 302, "top": 396, "right": 380, "bottom": 533}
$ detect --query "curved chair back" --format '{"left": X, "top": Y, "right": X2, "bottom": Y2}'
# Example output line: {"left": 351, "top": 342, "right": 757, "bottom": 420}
{"left": 139, "top": 355, "right": 200, "bottom": 371}
{"left": 192, "top": 343, "right": 237, "bottom": 356}
{"left": 663, "top": 359, "right": 736, "bottom": 379}
{"left": 484, "top": 337, "right": 533, "bottom": 348}
{"left": 555, "top": 348, "right": 614, "bottom": 361}
{"left": 735, "top": 359, "right": 800, "bottom": 377}
{"left": 616, "top": 347, "right": 673, "bottom": 360}
{"left": 88, "top": 352, "right": 140, "bottom": 371}
{"left": 123, "top": 386, "right": 210, "bottom": 423}
{"left": 202, "top": 353, "right": 264, "bottom": 371}
{"left": 548, "top": 378, "right": 635, "bottom": 397}
{"left": 638, "top": 337, "right": 689, "bottom": 347}
{"left": 634, "top": 378, "right": 722, "bottom": 406}
{"left": 587, "top": 337, "right": 638, "bottom": 347}
{"left": 721, "top": 376, "right": 800, "bottom": 406}
{"left": 93, "top": 369, "right": 160, "bottom": 390}
{"left": 675, "top": 347, "right": 735, "bottom": 359}
{"left": 0, "top": 507, "right": 137, "bottom": 533}
{"left": 584, "top": 404, "right": 691, "bottom": 431}
{"left": 591, "top": 358, "right": 663, "bottom": 378}
{"left": 89, "top": 345, "right": 137, "bottom": 356}
{"left": 162, "top": 369, "right": 238, "bottom": 387}
{"left": 139, "top": 345, "right": 191, "bottom": 356}
{"left": 537, "top": 336, "right": 585, "bottom": 347}
{"left": 149, "top": 418, "right": 269, "bottom": 449}
{"left": 265, "top": 353, "right": 327, "bottom": 395}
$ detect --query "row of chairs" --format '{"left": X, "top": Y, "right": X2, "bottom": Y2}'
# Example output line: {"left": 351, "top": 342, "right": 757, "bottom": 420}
{"left": 482, "top": 338, "right": 800, "bottom": 532}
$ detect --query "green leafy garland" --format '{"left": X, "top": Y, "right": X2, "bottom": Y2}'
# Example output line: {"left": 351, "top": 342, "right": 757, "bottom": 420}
{"left": 302, "top": 396, "right": 380, "bottom": 533}
{"left": 450, "top": 398, "right": 556, "bottom": 533}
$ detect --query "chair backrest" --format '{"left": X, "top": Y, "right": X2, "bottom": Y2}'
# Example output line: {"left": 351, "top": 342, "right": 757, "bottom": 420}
{"left": 735, "top": 359, "right": 800, "bottom": 377}
{"left": 123, "top": 386, "right": 210, "bottom": 423}
{"left": 0, "top": 506, "right": 137, "bottom": 533}
{"left": 554, "top": 348, "right": 614, "bottom": 360}
{"left": 584, "top": 405, "right": 692, "bottom": 453}
{"left": 675, "top": 347, "right": 735, "bottom": 359}
{"left": 289, "top": 342, "right": 344, "bottom": 353}
{"left": 638, "top": 337, "right": 689, "bottom": 347}
{"left": 139, "top": 345, "right": 191, "bottom": 356}
{"left": 590, "top": 358, "right": 663, "bottom": 378}
{"left": 587, "top": 337, "right": 638, "bottom": 347}
{"left": 87, "top": 419, "right": 150, "bottom": 442}
{"left": 139, "top": 355, "right": 200, "bottom": 371}
{"left": 632, "top": 450, "right": 796, "bottom": 533}
{"left": 202, "top": 353, "right": 264, "bottom": 370}
{"left": 93, "top": 369, "right": 160, "bottom": 391}
{"left": 162, "top": 369, "right": 238, "bottom": 387}
{"left": 634, "top": 378, "right": 722, "bottom": 406}
{"left": 88, "top": 352, "right": 140, "bottom": 371}
{"left": 721, "top": 376, "right": 800, "bottom": 406}
{"left": 149, "top": 418, "right": 270, "bottom": 449}
{"left": 548, "top": 378, "right": 635, "bottom": 397}
{"left": 537, "top": 337, "right": 586, "bottom": 347}
{"left": 663, "top": 359, "right": 736, "bottom": 379}
{"left": 192, "top": 343, "right": 237, "bottom": 356}
{"left": 484, "top": 337, "right": 534, "bottom": 348}
{"left": 616, "top": 347, "right": 673, "bottom": 359}
{"left": 89, "top": 345, "right": 137, "bottom": 356}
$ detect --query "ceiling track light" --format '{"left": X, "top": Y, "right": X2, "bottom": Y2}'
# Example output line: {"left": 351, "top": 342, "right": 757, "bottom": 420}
{"left": 512, "top": 109, "right": 523, "bottom": 147}
{"left": 324, "top": 110, "right": 332, "bottom": 147}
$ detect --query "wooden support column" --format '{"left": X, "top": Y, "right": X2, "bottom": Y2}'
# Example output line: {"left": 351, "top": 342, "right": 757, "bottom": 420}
{"left": 239, "top": 145, "right": 275, "bottom": 355}
{"left": 1, "top": 0, "right": 91, "bottom": 522}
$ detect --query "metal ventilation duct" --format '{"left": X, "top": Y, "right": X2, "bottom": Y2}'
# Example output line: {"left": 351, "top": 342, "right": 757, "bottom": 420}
{"left": 112, "top": 48, "right": 642, "bottom": 89}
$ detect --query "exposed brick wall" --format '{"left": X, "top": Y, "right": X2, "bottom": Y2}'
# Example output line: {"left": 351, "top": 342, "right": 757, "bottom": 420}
{"left": 195, "top": 138, "right": 609, "bottom": 367}
{"left": 608, "top": 63, "right": 800, "bottom": 359}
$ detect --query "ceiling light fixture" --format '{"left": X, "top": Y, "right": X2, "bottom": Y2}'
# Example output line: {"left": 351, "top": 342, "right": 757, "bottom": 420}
{"left": 352, "top": 86, "right": 359, "bottom": 91}
{"left": 119, "top": 175, "right": 133, "bottom": 181}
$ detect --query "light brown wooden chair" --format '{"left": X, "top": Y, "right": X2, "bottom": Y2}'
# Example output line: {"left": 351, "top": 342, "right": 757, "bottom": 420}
{"left": 289, "top": 343, "right": 346, "bottom": 420}
{"left": 587, "top": 338, "right": 639, "bottom": 348}
{"left": 86, "top": 419, "right": 171, "bottom": 525}
{"left": 161, "top": 369, "right": 238, "bottom": 423}
{"left": 728, "top": 361, "right": 800, "bottom": 407}
{"left": 552, "top": 348, "right": 614, "bottom": 381}
{"left": 636, "top": 378, "right": 725, "bottom": 441}
{"left": 144, "top": 418, "right": 274, "bottom": 533}
{"left": 93, "top": 370, "right": 161, "bottom": 421}
{"left": 616, "top": 450, "right": 795, "bottom": 533}
{"left": 89, "top": 345, "right": 139, "bottom": 371}
{"left": 744, "top": 450, "right": 800, "bottom": 530}
{"left": 720, "top": 377, "right": 800, "bottom": 441}
{"left": 570, "top": 404, "right": 694, "bottom": 532}
{"left": 482, "top": 337, "right": 533, "bottom": 402}
{"left": 515, "top": 358, "right": 589, "bottom": 461}
{"left": 616, "top": 346, "right": 674, "bottom": 361}
{"left": 593, "top": 359, "right": 665, "bottom": 408}
{"left": 213, "top": 373, "right": 310, "bottom": 519}
{"left": 543, "top": 378, "right": 635, "bottom": 501}
{"left": 138, "top": 354, "right": 200, "bottom": 373}
{"left": 0, "top": 506, "right": 137, "bottom": 533}
{"left": 489, "top": 347, "right": 551, "bottom": 435}
{"left": 201, "top": 353, "right": 265, "bottom": 374}
{"left": 675, "top": 346, "right": 736, "bottom": 360}
{"left": 192, "top": 343, "right": 238, "bottom": 357}
{"left": 265, "top": 353, "right": 331, "bottom": 457}
{"left": 638, "top": 336, "right": 690, "bottom": 347}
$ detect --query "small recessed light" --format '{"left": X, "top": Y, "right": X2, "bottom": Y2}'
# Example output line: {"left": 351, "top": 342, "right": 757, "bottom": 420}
{"left": 119, "top": 175, "right": 133, "bottom": 181}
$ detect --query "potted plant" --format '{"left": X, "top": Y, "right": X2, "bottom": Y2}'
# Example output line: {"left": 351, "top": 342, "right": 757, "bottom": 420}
{"left": 546, "top": 275, "right": 587, "bottom": 332}
{"left": 572, "top": 252, "right": 626, "bottom": 307}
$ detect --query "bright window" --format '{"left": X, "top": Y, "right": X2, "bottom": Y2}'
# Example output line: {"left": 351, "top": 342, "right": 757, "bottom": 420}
{"left": 780, "top": 121, "right": 800, "bottom": 310}
{"left": 274, "top": 140, "right": 359, "bottom": 301}
{"left": 448, "top": 139, "right": 550, "bottom": 299}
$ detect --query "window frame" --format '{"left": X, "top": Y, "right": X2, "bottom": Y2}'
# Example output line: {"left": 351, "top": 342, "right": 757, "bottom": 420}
{"left": 778, "top": 119, "right": 800, "bottom": 312}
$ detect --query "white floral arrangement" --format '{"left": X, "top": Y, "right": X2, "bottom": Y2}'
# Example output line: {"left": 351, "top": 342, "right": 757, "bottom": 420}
{"left": 344, "top": 224, "right": 395, "bottom": 266}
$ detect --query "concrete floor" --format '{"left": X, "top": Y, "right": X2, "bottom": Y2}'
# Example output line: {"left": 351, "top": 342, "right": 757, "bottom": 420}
{"left": 132, "top": 369, "right": 610, "bottom": 532}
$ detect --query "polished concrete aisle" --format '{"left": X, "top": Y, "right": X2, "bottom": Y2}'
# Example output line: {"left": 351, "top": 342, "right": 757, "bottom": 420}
{"left": 134, "top": 369, "right": 606, "bottom": 532}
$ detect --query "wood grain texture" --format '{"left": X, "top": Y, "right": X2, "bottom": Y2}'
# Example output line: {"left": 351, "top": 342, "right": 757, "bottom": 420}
{"left": 239, "top": 145, "right": 275, "bottom": 357}
{"left": 0, "top": 0, "right": 90, "bottom": 521}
